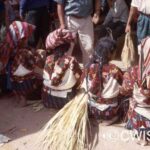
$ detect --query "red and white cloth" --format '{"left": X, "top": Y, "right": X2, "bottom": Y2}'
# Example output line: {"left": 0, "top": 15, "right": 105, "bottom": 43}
{"left": 9, "top": 21, "right": 35, "bottom": 45}
{"left": 45, "top": 28, "right": 76, "bottom": 50}
{"left": 0, "top": 21, "right": 35, "bottom": 73}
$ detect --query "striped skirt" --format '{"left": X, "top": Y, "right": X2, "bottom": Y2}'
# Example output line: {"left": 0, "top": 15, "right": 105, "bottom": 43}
{"left": 42, "top": 86, "right": 76, "bottom": 109}
{"left": 126, "top": 110, "right": 150, "bottom": 140}
{"left": 88, "top": 103, "right": 119, "bottom": 120}
{"left": 12, "top": 78, "right": 41, "bottom": 97}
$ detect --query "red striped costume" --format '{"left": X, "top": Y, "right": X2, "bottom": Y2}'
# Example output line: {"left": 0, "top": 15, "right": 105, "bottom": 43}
{"left": 0, "top": 21, "right": 35, "bottom": 74}
{"left": 122, "top": 37, "right": 150, "bottom": 141}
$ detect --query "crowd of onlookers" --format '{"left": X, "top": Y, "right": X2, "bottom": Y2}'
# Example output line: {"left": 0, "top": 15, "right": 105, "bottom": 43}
{"left": 0, "top": 0, "right": 150, "bottom": 146}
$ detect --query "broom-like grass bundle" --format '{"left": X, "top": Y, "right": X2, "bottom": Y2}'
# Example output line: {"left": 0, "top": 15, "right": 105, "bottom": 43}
{"left": 38, "top": 89, "right": 89, "bottom": 150}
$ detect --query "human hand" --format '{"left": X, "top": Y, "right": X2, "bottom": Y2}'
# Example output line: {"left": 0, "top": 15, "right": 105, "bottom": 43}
{"left": 92, "top": 13, "right": 100, "bottom": 25}
{"left": 60, "top": 23, "right": 66, "bottom": 29}
{"left": 125, "top": 24, "right": 131, "bottom": 33}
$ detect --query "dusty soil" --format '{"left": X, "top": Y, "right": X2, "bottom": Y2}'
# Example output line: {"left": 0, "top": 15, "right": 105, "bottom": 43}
{"left": 0, "top": 95, "right": 149, "bottom": 150}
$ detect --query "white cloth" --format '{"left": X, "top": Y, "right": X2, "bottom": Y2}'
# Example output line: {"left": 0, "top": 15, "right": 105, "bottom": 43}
{"left": 81, "top": 76, "right": 120, "bottom": 99}
{"left": 133, "top": 83, "right": 150, "bottom": 107}
{"left": 65, "top": 15, "right": 94, "bottom": 65}
{"left": 13, "top": 64, "right": 32, "bottom": 76}
{"left": 109, "top": 60, "right": 128, "bottom": 72}
{"left": 135, "top": 107, "right": 150, "bottom": 120}
{"left": 133, "top": 83, "right": 150, "bottom": 119}
{"left": 102, "top": 77, "right": 120, "bottom": 99}
{"left": 43, "top": 68, "right": 77, "bottom": 91}
{"left": 82, "top": 76, "right": 120, "bottom": 111}
{"left": 131, "top": 0, "right": 150, "bottom": 14}
{"left": 88, "top": 100, "right": 118, "bottom": 111}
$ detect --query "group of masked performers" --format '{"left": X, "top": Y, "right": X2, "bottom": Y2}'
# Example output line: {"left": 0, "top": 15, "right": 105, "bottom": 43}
{"left": 43, "top": 30, "right": 150, "bottom": 145}
{"left": 0, "top": 20, "right": 150, "bottom": 146}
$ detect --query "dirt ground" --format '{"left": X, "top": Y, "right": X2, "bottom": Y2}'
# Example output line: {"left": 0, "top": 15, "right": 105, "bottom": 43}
{"left": 0, "top": 95, "right": 150, "bottom": 150}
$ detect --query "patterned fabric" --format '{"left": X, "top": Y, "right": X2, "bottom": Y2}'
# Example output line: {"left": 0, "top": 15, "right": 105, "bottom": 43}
{"left": 0, "top": 31, "right": 14, "bottom": 73}
{"left": 0, "top": 21, "right": 35, "bottom": 73}
{"left": 122, "top": 66, "right": 150, "bottom": 107}
{"left": 122, "top": 37, "right": 150, "bottom": 101}
{"left": 43, "top": 54, "right": 82, "bottom": 87}
{"left": 122, "top": 66, "right": 150, "bottom": 128}
{"left": 9, "top": 21, "right": 35, "bottom": 46}
{"left": 121, "top": 66, "right": 139, "bottom": 96}
{"left": 126, "top": 110, "right": 150, "bottom": 130}
{"left": 88, "top": 101, "right": 118, "bottom": 120}
{"left": 10, "top": 49, "right": 44, "bottom": 97}
{"left": 45, "top": 28, "right": 76, "bottom": 50}
{"left": 34, "top": 49, "right": 46, "bottom": 69}
{"left": 34, "top": 49, "right": 46, "bottom": 79}
{"left": 122, "top": 36, "right": 150, "bottom": 97}
{"left": 126, "top": 110, "right": 150, "bottom": 142}
{"left": 42, "top": 85, "right": 76, "bottom": 109}
{"left": 11, "top": 49, "right": 35, "bottom": 82}
{"left": 83, "top": 63, "right": 123, "bottom": 120}
{"left": 42, "top": 54, "right": 82, "bottom": 108}
{"left": 85, "top": 63, "right": 123, "bottom": 100}
{"left": 122, "top": 37, "right": 150, "bottom": 134}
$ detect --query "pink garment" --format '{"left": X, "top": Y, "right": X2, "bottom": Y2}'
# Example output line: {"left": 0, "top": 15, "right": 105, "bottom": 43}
{"left": 9, "top": 21, "right": 35, "bottom": 45}
{"left": 45, "top": 28, "right": 76, "bottom": 50}
{"left": 0, "top": 21, "right": 35, "bottom": 73}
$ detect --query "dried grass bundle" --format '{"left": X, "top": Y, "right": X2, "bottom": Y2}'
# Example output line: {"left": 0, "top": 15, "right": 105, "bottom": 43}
{"left": 38, "top": 89, "right": 89, "bottom": 150}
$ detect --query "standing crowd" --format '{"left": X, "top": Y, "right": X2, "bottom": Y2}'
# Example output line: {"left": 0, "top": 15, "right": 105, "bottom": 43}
{"left": 0, "top": 0, "right": 150, "bottom": 146}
